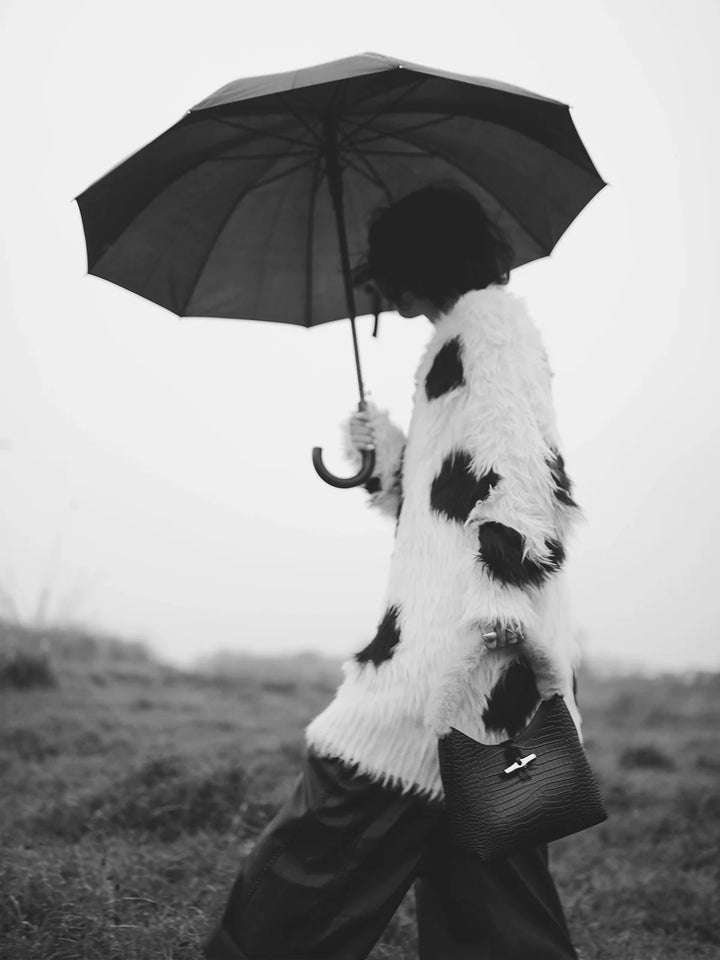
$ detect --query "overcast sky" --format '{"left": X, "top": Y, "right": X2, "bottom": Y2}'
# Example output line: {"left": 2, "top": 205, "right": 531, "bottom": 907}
{"left": 1, "top": 0, "right": 719, "bottom": 673}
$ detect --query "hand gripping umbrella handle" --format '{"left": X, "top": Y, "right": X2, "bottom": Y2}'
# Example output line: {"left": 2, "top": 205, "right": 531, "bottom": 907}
{"left": 312, "top": 398, "right": 376, "bottom": 488}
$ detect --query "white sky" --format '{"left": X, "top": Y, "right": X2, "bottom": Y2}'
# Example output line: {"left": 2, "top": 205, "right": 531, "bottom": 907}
{"left": 1, "top": 0, "right": 719, "bottom": 672}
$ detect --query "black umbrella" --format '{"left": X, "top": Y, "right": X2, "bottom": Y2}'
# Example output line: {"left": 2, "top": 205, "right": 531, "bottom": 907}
{"left": 74, "top": 51, "right": 606, "bottom": 488}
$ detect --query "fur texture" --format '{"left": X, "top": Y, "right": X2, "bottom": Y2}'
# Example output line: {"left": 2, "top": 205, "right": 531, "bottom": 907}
{"left": 304, "top": 286, "right": 587, "bottom": 802}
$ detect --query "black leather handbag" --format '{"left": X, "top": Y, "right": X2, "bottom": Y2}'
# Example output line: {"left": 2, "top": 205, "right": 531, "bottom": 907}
{"left": 437, "top": 692, "right": 608, "bottom": 860}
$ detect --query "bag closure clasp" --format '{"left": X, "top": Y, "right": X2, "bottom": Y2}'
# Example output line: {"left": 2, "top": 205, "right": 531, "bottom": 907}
{"left": 502, "top": 741, "right": 537, "bottom": 780}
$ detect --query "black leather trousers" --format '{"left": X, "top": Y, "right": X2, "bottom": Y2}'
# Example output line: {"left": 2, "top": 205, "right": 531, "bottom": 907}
{"left": 202, "top": 746, "right": 579, "bottom": 960}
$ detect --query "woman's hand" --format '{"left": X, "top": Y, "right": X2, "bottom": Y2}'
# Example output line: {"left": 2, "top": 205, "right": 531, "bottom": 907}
{"left": 349, "top": 410, "right": 376, "bottom": 453}
{"left": 477, "top": 619, "right": 525, "bottom": 650}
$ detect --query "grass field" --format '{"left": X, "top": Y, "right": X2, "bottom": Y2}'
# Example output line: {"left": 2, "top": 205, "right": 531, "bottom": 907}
{"left": 1, "top": 618, "right": 718, "bottom": 960}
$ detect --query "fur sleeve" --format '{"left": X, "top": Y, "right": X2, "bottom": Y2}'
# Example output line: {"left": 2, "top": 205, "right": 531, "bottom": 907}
{"left": 340, "top": 399, "right": 406, "bottom": 520}
{"left": 456, "top": 299, "right": 587, "bottom": 697}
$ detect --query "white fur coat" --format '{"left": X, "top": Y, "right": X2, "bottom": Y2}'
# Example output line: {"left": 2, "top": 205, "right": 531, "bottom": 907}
{"left": 304, "top": 285, "right": 587, "bottom": 802}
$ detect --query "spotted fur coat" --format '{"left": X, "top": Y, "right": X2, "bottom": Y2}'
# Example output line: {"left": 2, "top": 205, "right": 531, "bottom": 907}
{"left": 304, "top": 285, "right": 587, "bottom": 802}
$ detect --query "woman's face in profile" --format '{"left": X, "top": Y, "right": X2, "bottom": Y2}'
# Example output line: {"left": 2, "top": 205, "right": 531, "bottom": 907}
{"left": 371, "top": 274, "right": 443, "bottom": 322}
{"left": 388, "top": 289, "right": 438, "bottom": 321}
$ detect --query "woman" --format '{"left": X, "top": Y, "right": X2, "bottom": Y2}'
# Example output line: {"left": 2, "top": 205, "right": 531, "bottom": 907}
{"left": 203, "top": 183, "right": 585, "bottom": 960}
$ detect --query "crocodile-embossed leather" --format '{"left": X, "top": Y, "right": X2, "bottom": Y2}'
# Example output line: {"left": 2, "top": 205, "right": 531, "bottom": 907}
{"left": 437, "top": 693, "right": 607, "bottom": 860}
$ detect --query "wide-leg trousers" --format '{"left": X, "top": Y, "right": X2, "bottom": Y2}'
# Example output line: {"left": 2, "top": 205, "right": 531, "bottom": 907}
{"left": 202, "top": 745, "right": 579, "bottom": 960}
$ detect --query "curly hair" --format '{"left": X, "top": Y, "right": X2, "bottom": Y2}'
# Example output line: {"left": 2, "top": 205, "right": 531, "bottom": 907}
{"left": 358, "top": 182, "right": 515, "bottom": 310}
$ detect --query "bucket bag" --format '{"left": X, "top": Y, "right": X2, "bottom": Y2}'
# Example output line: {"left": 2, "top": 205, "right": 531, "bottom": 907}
{"left": 437, "top": 691, "right": 608, "bottom": 860}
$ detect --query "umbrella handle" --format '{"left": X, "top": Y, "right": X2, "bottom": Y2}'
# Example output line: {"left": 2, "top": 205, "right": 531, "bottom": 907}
{"left": 312, "top": 445, "right": 376, "bottom": 488}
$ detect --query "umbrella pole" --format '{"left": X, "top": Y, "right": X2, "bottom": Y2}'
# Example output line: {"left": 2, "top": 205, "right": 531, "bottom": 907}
{"left": 323, "top": 118, "right": 366, "bottom": 404}
{"left": 310, "top": 118, "right": 376, "bottom": 488}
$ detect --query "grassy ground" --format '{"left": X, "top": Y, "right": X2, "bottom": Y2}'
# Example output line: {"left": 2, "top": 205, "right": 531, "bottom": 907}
{"left": 1, "top": 619, "right": 718, "bottom": 960}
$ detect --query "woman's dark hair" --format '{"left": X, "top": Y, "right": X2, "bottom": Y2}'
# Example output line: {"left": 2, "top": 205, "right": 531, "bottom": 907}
{"left": 360, "top": 183, "right": 514, "bottom": 309}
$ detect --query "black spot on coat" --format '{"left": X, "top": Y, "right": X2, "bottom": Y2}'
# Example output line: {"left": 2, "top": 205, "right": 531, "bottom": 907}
{"left": 430, "top": 450, "right": 500, "bottom": 523}
{"left": 425, "top": 336, "right": 465, "bottom": 400}
{"left": 354, "top": 605, "right": 402, "bottom": 667}
{"left": 546, "top": 449, "right": 579, "bottom": 509}
{"left": 475, "top": 522, "right": 565, "bottom": 587}
{"left": 363, "top": 475, "right": 381, "bottom": 494}
{"left": 482, "top": 656, "right": 540, "bottom": 737}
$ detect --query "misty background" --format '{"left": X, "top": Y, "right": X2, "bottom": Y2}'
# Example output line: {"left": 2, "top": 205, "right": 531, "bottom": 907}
{"left": 1, "top": 0, "right": 719, "bottom": 673}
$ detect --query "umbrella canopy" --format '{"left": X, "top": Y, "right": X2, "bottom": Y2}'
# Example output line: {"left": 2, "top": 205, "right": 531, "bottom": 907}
{"left": 74, "top": 51, "right": 606, "bottom": 488}
{"left": 75, "top": 51, "right": 606, "bottom": 329}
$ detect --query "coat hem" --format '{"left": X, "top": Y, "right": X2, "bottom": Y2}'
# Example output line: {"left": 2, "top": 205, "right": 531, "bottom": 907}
{"left": 304, "top": 725, "right": 446, "bottom": 804}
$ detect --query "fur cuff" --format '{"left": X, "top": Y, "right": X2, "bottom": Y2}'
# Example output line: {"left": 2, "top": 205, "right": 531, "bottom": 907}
{"left": 457, "top": 568, "right": 539, "bottom": 640}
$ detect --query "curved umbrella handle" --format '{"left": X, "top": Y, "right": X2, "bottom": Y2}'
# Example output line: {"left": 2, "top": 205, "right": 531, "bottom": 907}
{"left": 312, "top": 445, "right": 376, "bottom": 488}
